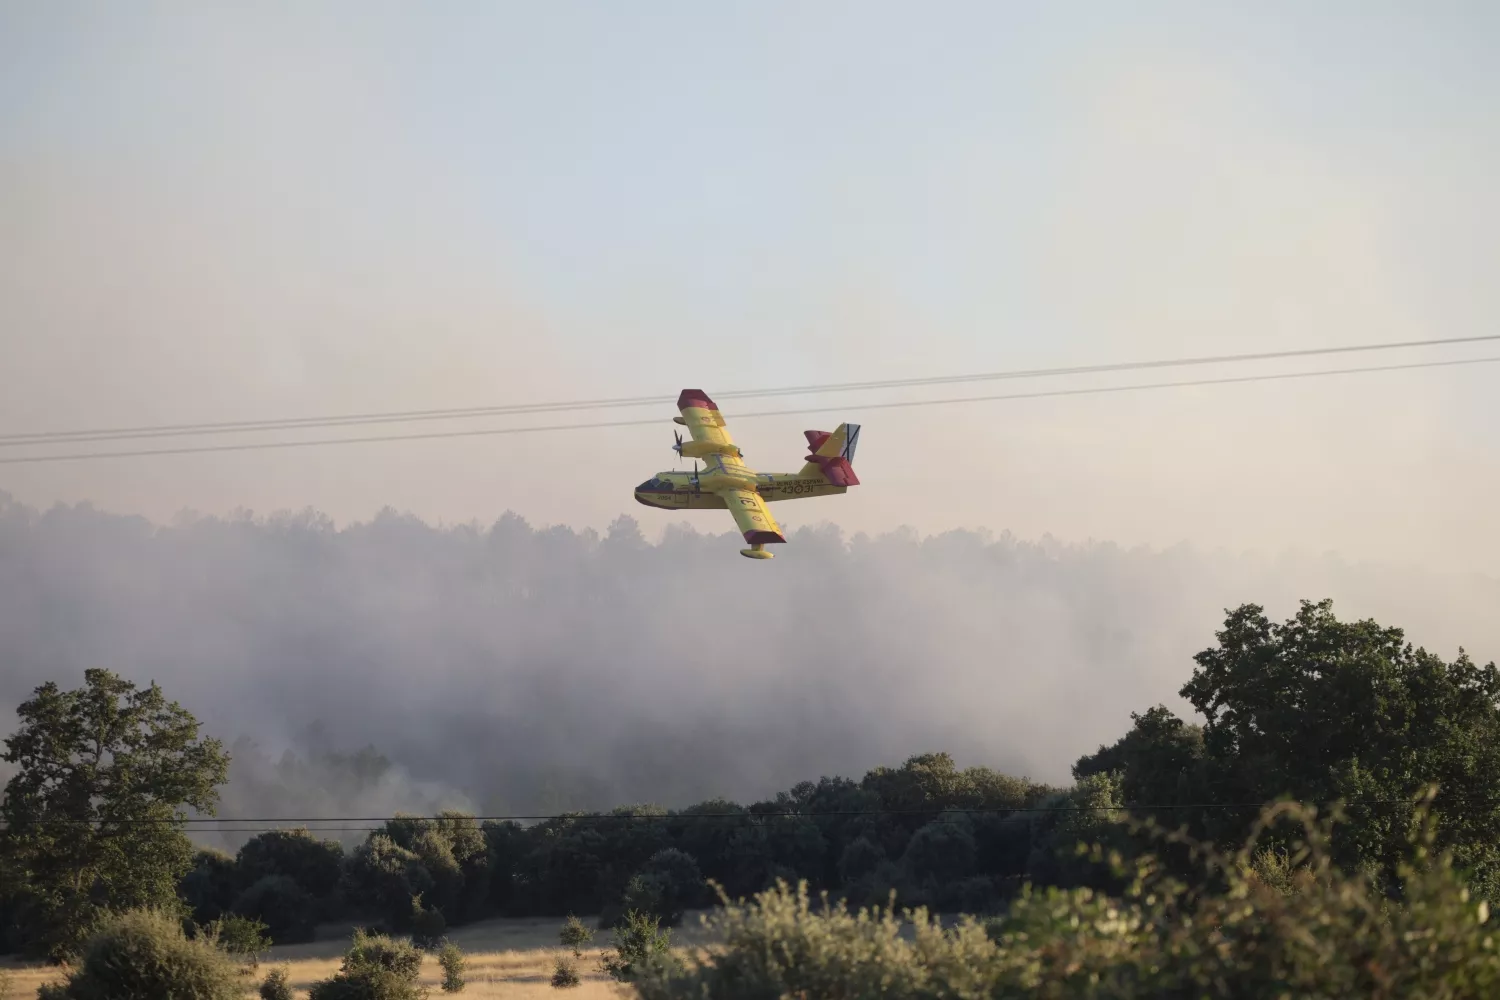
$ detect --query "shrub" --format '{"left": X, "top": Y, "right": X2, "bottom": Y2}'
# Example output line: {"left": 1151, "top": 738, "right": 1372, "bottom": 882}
{"left": 409, "top": 896, "right": 448, "bottom": 951}
{"left": 438, "top": 940, "right": 466, "bottom": 992}
{"left": 550, "top": 955, "right": 581, "bottom": 988}
{"left": 260, "top": 966, "right": 295, "bottom": 1000}
{"left": 206, "top": 912, "right": 273, "bottom": 968}
{"left": 599, "top": 909, "right": 679, "bottom": 983}
{"left": 233, "top": 874, "right": 317, "bottom": 944}
{"left": 633, "top": 794, "right": 1500, "bottom": 1000}
{"left": 308, "top": 928, "right": 427, "bottom": 1000}
{"left": 559, "top": 914, "right": 594, "bottom": 954}
{"left": 41, "top": 908, "right": 241, "bottom": 1000}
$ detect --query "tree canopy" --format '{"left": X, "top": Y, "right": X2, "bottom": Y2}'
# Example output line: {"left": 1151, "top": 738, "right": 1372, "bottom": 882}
{"left": 0, "top": 668, "right": 230, "bottom": 959}
{"left": 1076, "top": 599, "right": 1500, "bottom": 898}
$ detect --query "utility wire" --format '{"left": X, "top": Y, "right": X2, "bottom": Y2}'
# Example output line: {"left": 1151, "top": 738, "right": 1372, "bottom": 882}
{"left": 1, "top": 355, "right": 1495, "bottom": 467}
{"left": 6, "top": 799, "right": 1418, "bottom": 832}
{"left": 1, "top": 333, "right": 1496, "bottom": 449}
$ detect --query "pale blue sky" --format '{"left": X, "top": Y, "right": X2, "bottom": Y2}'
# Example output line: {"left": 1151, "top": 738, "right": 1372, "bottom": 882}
{"left": 1, "top": 2, "right": 1497, "bottom": 570}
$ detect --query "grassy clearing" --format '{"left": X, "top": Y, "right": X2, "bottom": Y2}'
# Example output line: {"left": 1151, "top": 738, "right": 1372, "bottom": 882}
{"left": 0, "top": 914, "right": 718, "bottom": 999}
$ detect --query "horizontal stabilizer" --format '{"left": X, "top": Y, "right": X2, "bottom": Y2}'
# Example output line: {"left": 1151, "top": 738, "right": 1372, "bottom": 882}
{"left": 799, "top": 422, "right": 861, "bottom": 485}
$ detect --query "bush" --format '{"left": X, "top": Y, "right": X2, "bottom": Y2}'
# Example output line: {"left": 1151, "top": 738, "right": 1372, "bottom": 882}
{"left": 550, "top": 955, "right": 581, "bottom": 988}
{"left": 260, "top": 966, "right": 295, "bottom": 1000}
{"left": 438, "top": 940, "right": 466, "bottom": 992}
{"left": 409, "top": 896, "right": 448, "bottom": 951}
{"left": 41, "top": 908, "right": 241, "bottom": 1000}
{"left": 233, "top": 874, "right": 317, "bottom": 944}
{"left": 633, "top": 795, "right": 1500, "bottom": 1000}
{"left": 599, "top": 909, "right": 679, "bottom": 983}
{"left": 205, "top": 912, "right": 273, "bottom": 968}
{"left": 559, "top": 914, "right": 594, "bottom": 954}
{"left": 308, "top": 928, "right": 427, "bottom": 1000}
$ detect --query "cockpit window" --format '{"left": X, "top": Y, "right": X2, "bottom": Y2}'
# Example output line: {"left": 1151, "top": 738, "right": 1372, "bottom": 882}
{"left": 637, "top": 478, "right": 674, "bottom": 491}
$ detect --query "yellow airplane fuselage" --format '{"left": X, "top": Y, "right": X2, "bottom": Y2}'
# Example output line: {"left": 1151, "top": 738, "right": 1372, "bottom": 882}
{"left": 634, "top": 468, "right": 848, "bottom": 511}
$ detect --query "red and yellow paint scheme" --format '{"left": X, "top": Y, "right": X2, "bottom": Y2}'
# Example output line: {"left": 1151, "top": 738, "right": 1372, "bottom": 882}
{"left": 634, "top": 389, "right": 861, "bottom": 559}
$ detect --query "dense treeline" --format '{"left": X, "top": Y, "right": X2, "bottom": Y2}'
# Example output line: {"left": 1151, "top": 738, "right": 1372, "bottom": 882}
{"left": 172, "top": 751, "right": 1103, "bottom": 947}
{"left": 2, "top": 597, "right": 1497, "bottom": 967}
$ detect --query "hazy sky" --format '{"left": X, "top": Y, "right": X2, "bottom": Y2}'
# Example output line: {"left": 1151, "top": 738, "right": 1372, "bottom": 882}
{"left": 2, "top": 2, "right": 1498, "bottom": 572}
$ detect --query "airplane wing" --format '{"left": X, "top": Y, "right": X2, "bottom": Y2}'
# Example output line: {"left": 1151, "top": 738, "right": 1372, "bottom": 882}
{"left": 677, "top": 389, "right": 739, "bottom": 454}
{"left": 722, "top": 488, "right": 785, "bottom": 546}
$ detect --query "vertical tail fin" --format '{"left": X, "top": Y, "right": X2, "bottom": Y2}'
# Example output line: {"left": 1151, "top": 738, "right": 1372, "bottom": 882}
{"left": 798, "top": 422, "right": 861, "bottom": 485}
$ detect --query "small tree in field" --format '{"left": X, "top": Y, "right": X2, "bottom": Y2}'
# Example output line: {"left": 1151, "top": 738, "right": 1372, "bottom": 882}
{"left": 409, "top": 894, "right": 448, "bottom": 951}
{"left": 438, "top": 940, "right": 467, "bottom": 992}
{"left": 599, "top": 910, "right": 679, "bottom": 983}
{"left": 205, "top": 913, "right": 272, "bottom": 970}
{"left": 559, "top": 914, "right": 594, "bottom": 955}
{"left": 0, "top": 669, "right": 231, "bottom": 961}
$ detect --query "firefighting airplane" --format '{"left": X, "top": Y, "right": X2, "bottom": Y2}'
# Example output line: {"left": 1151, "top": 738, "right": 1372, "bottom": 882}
{"left": 634, "top": 390, "right": 861, "bottom": 559}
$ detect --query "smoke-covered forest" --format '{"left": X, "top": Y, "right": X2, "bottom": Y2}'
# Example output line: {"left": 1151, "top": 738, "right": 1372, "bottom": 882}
{"left": 3, "top": 492, "right": 1499, "bottom": 996}
{"left": 2, "top": 490, "right": 1497, "bottom": 835}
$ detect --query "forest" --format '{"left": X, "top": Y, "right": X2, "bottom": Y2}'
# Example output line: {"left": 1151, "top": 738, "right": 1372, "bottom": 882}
{"left": 2, "top": 596, "right": 1497, "bottom": 993}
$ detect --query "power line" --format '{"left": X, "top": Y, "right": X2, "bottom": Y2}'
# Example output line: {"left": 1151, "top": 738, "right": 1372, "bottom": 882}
{"left": 1, "top": 333, "right": 1496, "bottom": 449}
{"left": 6, "top": 799, "right": 1417, "bottom": 833}
{"left": 1, "top": 355, "right": 1495, "bottom": 467}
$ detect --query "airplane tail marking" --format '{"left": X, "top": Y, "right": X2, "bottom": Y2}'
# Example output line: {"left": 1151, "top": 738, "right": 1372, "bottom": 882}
{"left": 798, "top": 422, "right": 861, "bottom": 486}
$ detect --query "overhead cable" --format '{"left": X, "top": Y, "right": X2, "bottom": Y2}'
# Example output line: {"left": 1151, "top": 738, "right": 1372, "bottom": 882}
{"left": 1, "top": 355, "right": 1495, "bottom": 466}
{"left": 1, "top": 333, "right": 1495, "bottom": 449}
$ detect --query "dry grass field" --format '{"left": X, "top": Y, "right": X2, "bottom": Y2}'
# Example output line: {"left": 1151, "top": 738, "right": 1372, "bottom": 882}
{"left": 0, "top": 913, "right": 719, "bottom": 999}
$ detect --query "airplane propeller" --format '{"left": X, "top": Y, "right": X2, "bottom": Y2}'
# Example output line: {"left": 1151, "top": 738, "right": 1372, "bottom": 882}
{"left": 673, "top": 430, "right": 684, "bottom": 455}
{"left": 691, "top": 461, "right": 701, "bottom": 493}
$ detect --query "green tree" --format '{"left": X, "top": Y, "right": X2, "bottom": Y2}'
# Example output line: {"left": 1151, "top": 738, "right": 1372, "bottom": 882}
{"left": 1083, "top": 600, "right": 1500, "bottom": 899}
{"left": 559, "top": 914, "right": 594, "bottom": 954}
{"left": 237, "top": 828, "right": 346, "bottom": 900}
{"left": 180, "top": 847, "right": 239, "bottom": 925}
{"left": 205, "top": 912, "right": 273, "bottom": 969}
{"left": 599, "top": 910, "right": 679, "bottom": 984}
{"left": 232, "top": 874, "right": 317, "bottom": 945}
{"left": 344, "top": 834, "right": 435, "bottom": 931}
{"left": 438, "top": 940, "right": 467, "bottom": 993}
{"left": 0, "top": 669, "right": 230, "bottom": 960}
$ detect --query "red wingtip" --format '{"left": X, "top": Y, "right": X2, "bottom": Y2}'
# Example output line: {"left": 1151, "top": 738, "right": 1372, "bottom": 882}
{"left": 743, "top": 529, "right": 786, "bottom": 545}
{"left": 804, "top": 430, "right": 832, "bottom": 452}
{"left": 677, "top": 389, "right": 718, "bottom": 411}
